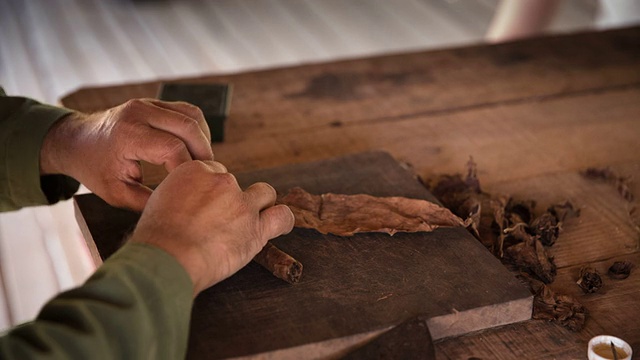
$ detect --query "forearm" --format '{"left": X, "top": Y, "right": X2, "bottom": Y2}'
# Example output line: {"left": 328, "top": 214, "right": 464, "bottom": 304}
{"left": 0, "top": 88, "right": 79, "bottom": 211}
{"left": 0, "top": 243, "right": 194, "bottom": 359}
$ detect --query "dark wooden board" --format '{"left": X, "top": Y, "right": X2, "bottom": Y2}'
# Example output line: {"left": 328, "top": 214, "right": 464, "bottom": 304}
{"left": 74, "top": 151, "right": 532, "bottom": 359}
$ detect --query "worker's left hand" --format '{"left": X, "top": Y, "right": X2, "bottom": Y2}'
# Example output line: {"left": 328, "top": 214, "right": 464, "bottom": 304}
{"left": 39, "top": 99, "right": 213, "bottom": 211}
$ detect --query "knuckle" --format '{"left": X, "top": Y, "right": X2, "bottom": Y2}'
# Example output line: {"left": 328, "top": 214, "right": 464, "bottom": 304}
{"left": 123, "top": 98, "right": 145, "bottom": 112}
{"left": 212, "top": 172, "right": 238, "bottom": 188}
{"left": 255, "top": 182, "right": 277, "bottom": 198}
{"left": 277, "top": 205, "right": 296, "bottom": 227}
{"left": 177, "top": 101, "right": 204, "bottom": 119}
{"left": 211, "top": 161, "right": 227, "bottom": 173}
{"left": 180, "top": 115, "right": 201, "bottom": 133}
{"left": 181, "top": 159, "right": 207, "bottom": 172}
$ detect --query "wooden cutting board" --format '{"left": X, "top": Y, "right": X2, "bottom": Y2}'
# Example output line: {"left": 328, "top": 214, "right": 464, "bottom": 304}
{"left": 74, "top": 151, "right": 533, "bottom": 359}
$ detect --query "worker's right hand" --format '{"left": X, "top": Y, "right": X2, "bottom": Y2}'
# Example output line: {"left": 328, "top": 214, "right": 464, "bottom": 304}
{"left": 130, "top": 160, "right": 295, "bottom": 296}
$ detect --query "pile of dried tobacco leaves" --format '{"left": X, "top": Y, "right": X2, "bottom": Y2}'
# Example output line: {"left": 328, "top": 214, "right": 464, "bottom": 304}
{"left": 423, "top": 158, "right": 588, "bottom": 331}
{"left": 423, "top": 160, "right": 636, "bottom": 332}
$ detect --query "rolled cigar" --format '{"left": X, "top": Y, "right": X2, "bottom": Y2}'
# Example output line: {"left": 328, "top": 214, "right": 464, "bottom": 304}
{"left": 253, "top": 242, "right": 303, "bottom": 284}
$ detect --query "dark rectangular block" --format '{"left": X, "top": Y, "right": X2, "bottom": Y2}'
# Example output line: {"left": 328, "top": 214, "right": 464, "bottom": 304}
{"left": 158, "top": 83, "right": 232, "bottom": 142}
{"left": 74, "top": 151, "right": 532, "bottom": 359}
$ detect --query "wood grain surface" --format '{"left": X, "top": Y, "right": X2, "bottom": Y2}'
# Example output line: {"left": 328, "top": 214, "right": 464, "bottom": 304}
{"left": 64, "top": 27, "right": 640, "bottom": 359}
{"left": 74, "top": 151, "right": 533, "bottom": 359}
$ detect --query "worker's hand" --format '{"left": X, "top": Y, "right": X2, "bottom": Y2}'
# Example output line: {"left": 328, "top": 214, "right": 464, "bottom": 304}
{"left": 40, "top": 99, "right": 213, "bottom": 211}
{"left": 130, "top": 160, "right": 295, "bottom": 296}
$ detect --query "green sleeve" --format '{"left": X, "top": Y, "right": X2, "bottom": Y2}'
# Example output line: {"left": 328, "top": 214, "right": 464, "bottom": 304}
{"left": 0, "top": 243, "right": 194, "bottom": 359}
{"left": 0, "top": 87, "right": 80, "bottom": 212}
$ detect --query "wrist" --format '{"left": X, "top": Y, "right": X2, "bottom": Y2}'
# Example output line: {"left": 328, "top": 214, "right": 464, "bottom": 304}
{"left": 129, "top": 232, "right": 210, "bottom": 297}
{"left": 40, "top": 112, "right": 82, "bottom": 176}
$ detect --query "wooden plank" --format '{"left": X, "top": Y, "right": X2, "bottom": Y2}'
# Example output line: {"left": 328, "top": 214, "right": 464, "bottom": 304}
{"left": 74, "top": 151, "right": 533, "bottom": 359}
{"left": 60, "top": 27, "right": 640, "bottom": 140}
{"left": 130, "top": 84, "right": 636, "bottom": 189}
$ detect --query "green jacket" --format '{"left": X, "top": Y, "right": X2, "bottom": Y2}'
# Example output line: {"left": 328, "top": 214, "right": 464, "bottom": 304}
{"left": 0, "top": 88, "right": 193, "bottom": 359}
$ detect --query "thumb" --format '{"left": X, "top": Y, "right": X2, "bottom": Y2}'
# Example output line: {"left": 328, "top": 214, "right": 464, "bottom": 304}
{"left": 259, "top": 205, "right": 295, "bottom": 241}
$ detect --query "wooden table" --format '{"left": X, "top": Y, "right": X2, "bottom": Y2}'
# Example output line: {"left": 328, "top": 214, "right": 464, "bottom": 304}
{"left": 61, "top": 27, "right": 640, "bottom": 359}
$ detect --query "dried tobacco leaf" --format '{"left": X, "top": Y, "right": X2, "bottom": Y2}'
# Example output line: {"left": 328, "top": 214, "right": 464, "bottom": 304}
{"left": 530, "top": 213, "right": 560, "bottom": 246}
{"left": 490, "top": 196, "right": 510, "bottom": 257}
{"left": 426, "top": 157, "right": 486, "bottom": 237}
{"left": 548, "top": 201, "right": 581, "bottom": 223}
{"left": 576, "top": 267, "right": 603, "bottom": 293}
{"left": 532, "top": 285, "right": 588, "bottom": 332}
{"left": 505, "top": 199, "right": 536, "bottom": 225}
{"left": 279, "top": 187, "right": 466, "bottom": 236}
{"left": 608, "top": 261, "right": 634, "bottom": 280}
{"left": 503, "top": 235, "right": 557, "bottom": 284}
{"left": 503, "top": 222, "right": 531, "bottom": 243}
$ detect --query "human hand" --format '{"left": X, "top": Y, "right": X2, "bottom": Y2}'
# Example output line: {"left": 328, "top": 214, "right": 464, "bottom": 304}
{"left": 40, "top": 99, "right": 213, "bottom": 211}
{"left": 130, "top": 160, "right": 295, "bottom": 296}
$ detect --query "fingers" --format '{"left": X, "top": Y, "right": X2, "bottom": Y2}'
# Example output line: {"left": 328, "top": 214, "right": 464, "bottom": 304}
{"left": 132, "top": 128, "right": 193, "bottom": 172}
{"left": 146, "top": 99, "right": 212, "bottom": 143}
{"left": 141, "top": 102, "right": 213, "bottom": 161}
{"left": 259, "top": 205, "right": 295, "bottom": 240}
{"left": 244, "top": 182, "right": 277, "bottom": 211}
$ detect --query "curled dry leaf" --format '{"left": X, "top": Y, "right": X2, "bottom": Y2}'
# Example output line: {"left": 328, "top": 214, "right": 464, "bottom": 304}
{"left": 505, "top": 199, "right": 536, "bottom": 225}
{"left": 504, "top": 235, "right": 557, "bottom": 284}
{"left": 608, "top": 261, "right": 634, "bottom": 280}
{"left": 490, "top": 196, "right": 510, "bottom": 257}
{"left": 279, "top": 187, "right": 466, "bottom": 236}
{"left": 530, "top": 213, "right": 560, "bottom": 246}
{"left": 427, "top": 157, "right": 485, "bottom": 237}
{"left": 576, "top": 267, "right": 603, "bottom": 293}
{"left": 531, "top": 201, "right": 580, "bottom": 246}
{"left": 548, "top": 201, "right": 581, "bottom": 223}
{"left": 532, "top": 284, "right": 588, "bottom": 332}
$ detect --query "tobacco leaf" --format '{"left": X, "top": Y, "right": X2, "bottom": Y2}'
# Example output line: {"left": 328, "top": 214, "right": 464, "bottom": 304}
{"left": 548, "top": 201, "right": 581, "bottom": 223}
{"left": 426, "top": 157, "right": 489, "bottom": 238}
{"left": 279, "top": 187, "right": 466, "bottom": 236}
{"left": 428, "top": 159, "right": 590, "bottom": 330}
{"left": 491, "top": 198, "right": 538, "bottom": 257}
{"left": 505, "top": 199, "right": 536, "bottom": 225}
{"left": 503, "top": 234, "right": 556, "bottom": 284}
{"left": 576, "top": 267, "right": 603, "bottom": 293}
{"left": 490, "top": 196, "right": 510, "bottom": 257}
{"left": 608, "top": 261, "right": 634, "bottom": 280}
{"left": 530, "top": 213, "right": 560, "bottom": 246}
{"left": 532, "top": 284, "right": 588, "bottom": 332}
